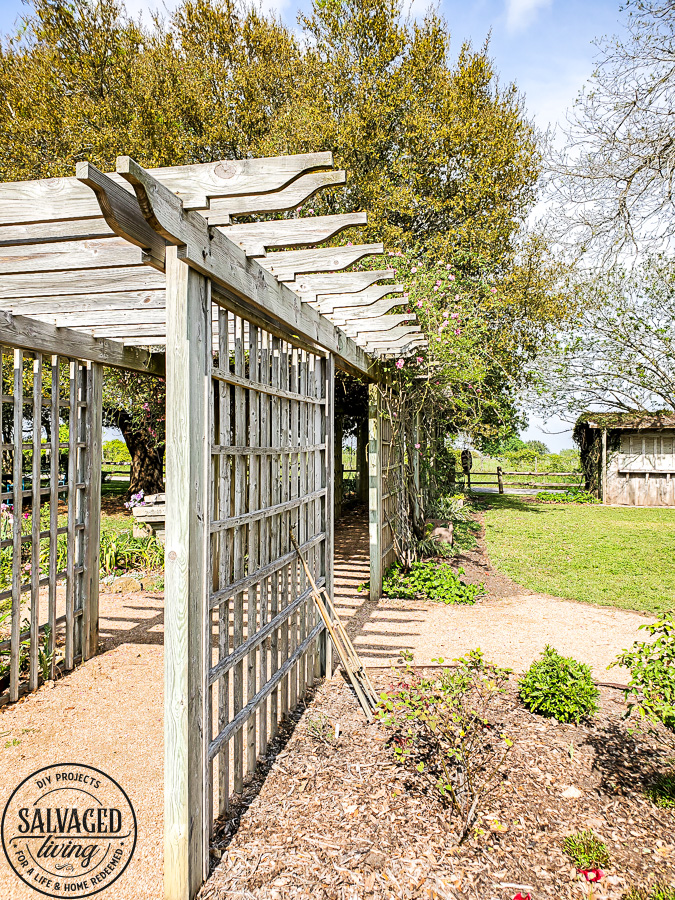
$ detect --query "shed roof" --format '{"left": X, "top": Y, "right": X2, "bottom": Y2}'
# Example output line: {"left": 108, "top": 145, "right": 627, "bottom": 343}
{"left": 577, "top": 411, "right": 675, "bottom": 430}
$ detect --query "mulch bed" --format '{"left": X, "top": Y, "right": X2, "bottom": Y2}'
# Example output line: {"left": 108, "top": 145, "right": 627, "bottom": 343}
{"left": 200, "top": 673, "right": 674, "bottom": 900}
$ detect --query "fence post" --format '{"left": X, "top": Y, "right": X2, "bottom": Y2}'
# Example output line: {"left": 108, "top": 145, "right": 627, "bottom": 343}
{"left": 497, "top": 466, "right": 504, "bottom": 495}
{"left": 322, "top": 353, "right": 335, "bottom": 676}
{"left": 164, "top": 246, "right": 210, "bottom": 900}
{"left": 368, "top": 383, "right": 382, "bottom": 601}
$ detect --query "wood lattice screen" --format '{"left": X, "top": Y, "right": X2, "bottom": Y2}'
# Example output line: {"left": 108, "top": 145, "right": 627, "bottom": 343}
{"left": 0, "top": 348, "right": 101, "bottom": 702}
{"left": 206, "top": 297, "right": 334, "bottom": 820}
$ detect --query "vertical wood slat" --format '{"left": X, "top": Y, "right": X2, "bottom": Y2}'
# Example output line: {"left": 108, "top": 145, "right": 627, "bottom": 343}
{"left": 85, "top": 362, "right": 102, "bottom": 659}
{"left": 163, "top": 246, "right": 210, "bottom": 900}
{"left": 279, "top": 342, "right": 290, "bottom": 719}
{"left": 322, "top": 353, "right": 335, "bottom": 676}
{"left": 232, "top": 316, "right": 245, "bottom": 796}
{"left": 258, "top": 335, "right": 270, "bottom": 756}
{"left": 65, "top": 360, "right": 77, "bottom": 671}
{"left": 217, "top": 306, "right": 231, "bottom": 817}
{"left": 74, "top": 363, "right": 87, "bottom": 661}
{"left": 269, "top": 336, "right": 281, "bottom": 735}
{"left": 246, "top": 324, "right": 259, "bottom": 776}
{"left": 368, "top": 383, "right": 382, "bottom": 601}
{"left": 29, "top": 354, "right": 42, "bottom": 692}
{"left": 48, "top": 355, "right": 59, "bottom": 679}
{"left": 10, "top": 349, "right": 23, "bottom": 702}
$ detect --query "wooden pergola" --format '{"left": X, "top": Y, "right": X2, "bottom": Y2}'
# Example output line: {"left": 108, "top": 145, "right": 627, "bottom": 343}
{"left": 0, "top": 152, "right": 425, "bottom": 899}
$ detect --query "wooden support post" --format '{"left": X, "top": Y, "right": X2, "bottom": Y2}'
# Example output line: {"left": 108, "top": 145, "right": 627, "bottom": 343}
{"left": 497, "top": 466, "right": 504, "bottom": 495}
{"left": 602, "top": 428, "right": 607, "bottom": 505}
{"left": 85, "top": 362, "right": 103, "bottom": 659}
{"left": 368, "top": 384, "right": 382, "bottom": 601}
{"left": 322, "top": 353, "right": 335, "bottom": 676}
{"left": 164, "top": 246, "right": 210, "bottom": 900}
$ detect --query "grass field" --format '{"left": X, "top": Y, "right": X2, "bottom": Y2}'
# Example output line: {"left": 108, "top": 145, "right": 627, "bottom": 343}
{"left": 483, "top": 495, "right": 675, "bottom": 615}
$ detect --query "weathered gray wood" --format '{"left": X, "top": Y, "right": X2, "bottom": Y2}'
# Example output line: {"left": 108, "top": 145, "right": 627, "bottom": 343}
{"left": 289, "top": 269, "right": 395, "bottom": 304}
{"left": 85, "top": 362, "right": 102, "bottom": 659}
{"left": 328, "top": 293, "right": 406, "bottom": 322}
{"left": 10, "top": 349, "right": 23, "bottom": 702}
{"left": 0, "top": 176, "right": 112, "bottom": 225}
{"left": 247, "top": 324, "right": 260, "bottom": 776}
{"left": 153, "top": 151, "right": 335, "bottom": 210}
{"left": 341, "top": 314, "right": 415, "bottom": 337}
{"left": 0, "top": 217, "right": 113, "bottom": 246}
{"left": 260, "top": 244, "right": 383, "bottom": 282}
{"left": 65, "top": 360, "right": 77, "bottom": 671}
{"left": 232, "top": 317, "right": 245, "bottom": 795}
{"left": 77, "top": 162, "right": 166, "bottom": 269}
{"left": 222, "top": 213, "right": 366, "bottom": 258}
{"left": 29, "top": 355, "right": 42, "bottom": 692}
{"left": 205, "top": 171, "right": 346, "bottom": 223}
{"left": 0, "top": 311, "right": 164, "bottom": 375}
{"left": 163, "top": 247, "right": 210, "bottom": 899}
{"left": 0, "top": 290, "right": 167, "bottom": 316}
{"left": 216, "top": 305, "right": 230, "bottom": 817}
{"left": 0, "top": 236, "right": 144, "bottom": 274}
{"left": 323, "top": 353, "right": 335, "bottom": 675}
{"left": 368, "top": 383, "right": 382, "bottom": 602}
{"left": 48, "top": 355, "right": 59, "bottom": 679}
{"left": 0, "top": 266, "right": 164, "bottom": 300}
{"left": 101, "top": 159, "right": 377, "bottom": 379}
{"left": 316, "top": 283, "right": 403, "bottom": 315}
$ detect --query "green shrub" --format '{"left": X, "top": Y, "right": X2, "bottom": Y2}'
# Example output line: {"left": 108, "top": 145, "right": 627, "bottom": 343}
{"left": 99, "top": 529, "right": 164, "bottom": 575}
{"left": 612, "top": 615, "right": 675, "bottom": 755}
{"left": 382, "top": 561, "right": 485, "bottom": 605}
{"left": 378, "top": 649, "right": 512, "bottom": 838}
{"left": 645, "top": 771, "right": 675, "bottom": 808}
{"left": 563, "top": 830, "right": 610, "bottom": 869}
{"left": 535, "top": 488, "right": 598, "bottom": 503}
{"left": 102, "top": 439, "right": 131, "bottom": 463}
{"left": 623, "top": 886, "right": 675, "bottom": 900}
{"left": 519, "top": 646, "right": 599, "bottom": 723}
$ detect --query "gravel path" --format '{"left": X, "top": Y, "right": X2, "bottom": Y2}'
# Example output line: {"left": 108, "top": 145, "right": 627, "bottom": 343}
{"left": 333, "top": 507, "right": 648, "bottom": 682}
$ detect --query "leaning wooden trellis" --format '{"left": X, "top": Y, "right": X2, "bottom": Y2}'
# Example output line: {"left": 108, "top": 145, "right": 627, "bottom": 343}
{"left": 0, "top": 151, "right": 426, "bottom": 900}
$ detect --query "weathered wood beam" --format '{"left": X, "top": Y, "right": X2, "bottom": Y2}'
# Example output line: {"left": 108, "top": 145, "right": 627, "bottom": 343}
{"left": 329, "top": 295, "right": 405, "bottom": 323}
{"left": 0, "top": 236, "right": 144, "bottom": 274}
{"left": 260, "top": 243, "right": 383, "bottom": 282}
{"left": 0, "top": 217, "right": 113, "bottom": 246}
{"left": 341, "top": 314, "right": 415, "bottom": 337}
{"left": 0, "top": 290, "right": 166, "bottom": 316}
{"left": 0, "top": 310, "right": 164, "bottom": 375}
{"left": 78, "top": 162, "right": 166, "bottom": 269}
{"left": 222, "top": 212, "right": 366, "bottom": 258}
{"left": 318, "top": 284, "right": 404, "bottom": 315}
{"left": 152, "top": 151, "right": 334, "bottom": 209}
{"left": 204, "top": 171, "right": 346, "bottom": 224}
{"left": 289, "top": 269, "right": 395, "bottom": 304}
{"left": 0, "top": 266, "right": 165, "bottom": 300}
{"left": 103, "top": 157, "right": 376, "bottom": 379}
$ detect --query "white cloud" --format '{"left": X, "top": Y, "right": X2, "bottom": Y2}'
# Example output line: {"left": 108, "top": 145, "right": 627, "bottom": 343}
{"left": 505, "top": 0, "right": 553, "bottom": 34}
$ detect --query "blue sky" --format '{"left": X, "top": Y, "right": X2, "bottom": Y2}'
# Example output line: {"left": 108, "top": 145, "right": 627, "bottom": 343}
{"left": 0, "top": 0, "right": 628, "bottom": 450}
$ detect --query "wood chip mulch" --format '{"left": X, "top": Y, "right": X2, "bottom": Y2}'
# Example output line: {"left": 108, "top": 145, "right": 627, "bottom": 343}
{"left": 200, "top": 673, "right": 674, "bottom": 900}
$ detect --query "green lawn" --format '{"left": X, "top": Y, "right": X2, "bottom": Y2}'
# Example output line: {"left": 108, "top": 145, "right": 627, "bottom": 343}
{"left": 483, "top": 495, "right": 675, "bottom": 615}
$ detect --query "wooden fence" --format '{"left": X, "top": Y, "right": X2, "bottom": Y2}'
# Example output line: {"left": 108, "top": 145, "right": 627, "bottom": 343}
{"left": 467, "top": 468, "right": 582, "bottom": 493}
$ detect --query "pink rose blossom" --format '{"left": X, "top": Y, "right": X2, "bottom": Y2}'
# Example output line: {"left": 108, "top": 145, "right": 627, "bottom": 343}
{"left": 415, "top": 443, "right": 421, "bottom": 449}
{"left": 417, "top": 300, "right": 423, "bottom": 308}
{"left": 451, "top": 312, "right": 459, "bottom": 319}
{"left": 396, "top": 359, "right": 404, "bottom": 369}
{"left": 449, "top": 273, "right": 455, "bottom": 280}
{"left": 411, "top": 266, "right": 417, "bottom": 273}
{"left": 454, "top": 328, "right": 461, "bottom": 335}
{"left": 491, "top": 286, "right": 497, "bottom": 293}
{"left": 443, "top": 310, "right": 449, "bottom": 318}
{"left": 416, "top": 357, "right": 423, "bottom": 364}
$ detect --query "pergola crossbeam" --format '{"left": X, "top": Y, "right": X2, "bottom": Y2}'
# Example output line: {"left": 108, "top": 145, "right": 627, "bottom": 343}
{"left": 222, "top": 212, "right": 366, "bottom": 258}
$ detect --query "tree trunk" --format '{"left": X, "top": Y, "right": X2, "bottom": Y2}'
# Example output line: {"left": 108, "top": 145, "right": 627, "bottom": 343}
{"left": 114, "top": 411, "right": 165, "bottom": 496}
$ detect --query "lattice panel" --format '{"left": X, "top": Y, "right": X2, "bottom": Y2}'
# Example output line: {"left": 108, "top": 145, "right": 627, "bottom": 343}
{"left": 0, "top": 349, "right": 101, "bottom": 702}
{"left": 207, "top": 299, "right": 331, "bottom": 818}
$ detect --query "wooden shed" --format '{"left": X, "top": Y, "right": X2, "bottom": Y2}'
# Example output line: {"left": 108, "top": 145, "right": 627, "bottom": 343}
{"left": 574, "top": 412, "right": 675, "bottom": 506}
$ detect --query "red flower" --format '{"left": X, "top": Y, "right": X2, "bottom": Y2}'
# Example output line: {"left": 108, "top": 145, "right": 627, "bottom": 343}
{"left": 513, "top": 894, "right": 531, "bottom": 900}
{"left": 579, "top": 869, "right": 604, "bottom": 883}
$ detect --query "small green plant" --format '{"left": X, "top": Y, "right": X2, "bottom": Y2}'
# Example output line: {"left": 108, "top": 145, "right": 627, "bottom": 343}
{"left": 99, "top": 528, "right": 164, "bottom": 575}
{"left": 535, "top": 488, "right": 598, "bottom": 503}
{"left": 645, "top": 771, "right": 675, "bottom": 808}
{"left": 378, "top": 649, "right": 512, "bottom": 840}
{"left": 519, "top": 646, "right": 599, "bottom": 723}
{"left": 305, "top": 712, "right": 337, "bottom": 745}
{"left": 623, "top": 885, "right": 675, "bottom": 900}
{"left": 563, "top": 830, "right": 610, "bottom": 869}
{"left": 427, "top": 495, "right": 472, "bottom": 522}
{"left": 39, "top": 625, "right": 53, "bottom": 682}
{"left": 382, "top": 561, "right": 485, "bottom": 605}
{"left": 611, "top": 615, "right": 675, "bottom": 755}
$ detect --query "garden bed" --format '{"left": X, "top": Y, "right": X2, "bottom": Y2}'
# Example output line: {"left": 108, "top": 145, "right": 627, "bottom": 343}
{"left": 201, "top": 673, "right": 675, "bottom": 900}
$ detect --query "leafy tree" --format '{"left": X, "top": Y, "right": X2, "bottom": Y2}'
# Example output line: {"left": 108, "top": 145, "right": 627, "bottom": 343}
{"left": 530, "top": 256, "right": 675, "bottom": 419}
{"left": 549, "top": 1, "right": 675, "bottom": 259}
{"left": 0, "top": 0, "right": 570, "bottom": 490}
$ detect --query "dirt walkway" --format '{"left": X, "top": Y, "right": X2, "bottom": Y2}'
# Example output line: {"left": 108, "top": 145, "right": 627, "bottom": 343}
{"left": 0, "top": 590, "right": 164, "bottom": 900}
{"left": 333, "top": 507, "right": 646, "bottom": 682}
